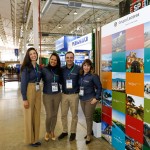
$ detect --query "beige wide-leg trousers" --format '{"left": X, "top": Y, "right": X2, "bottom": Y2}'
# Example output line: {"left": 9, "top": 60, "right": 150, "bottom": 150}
{"left": 24, "top": 83, "right": 41, "bottom": 144}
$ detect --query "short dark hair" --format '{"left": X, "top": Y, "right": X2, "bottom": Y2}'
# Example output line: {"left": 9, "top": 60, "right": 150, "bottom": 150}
{"left": 65, "top": 51, "right": 74, "bottom": 58}
{"left": 80, "top": 59, "right": 94, "bottom": 75}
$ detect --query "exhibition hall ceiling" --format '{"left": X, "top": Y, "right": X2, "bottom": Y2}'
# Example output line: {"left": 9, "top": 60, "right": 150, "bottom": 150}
{"left": 0, "top": 0, "right": 121, "bottom": 53}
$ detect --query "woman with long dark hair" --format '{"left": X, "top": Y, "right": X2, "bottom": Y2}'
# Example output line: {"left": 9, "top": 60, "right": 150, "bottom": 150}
{"left": 42, "top": 52, "right": 62, "bottom": 141}
{"left": 79, "top": 59, "right": 102, "bottom": 144}
{"left": 21, "top": 47, "right": 42, "bottom": 147}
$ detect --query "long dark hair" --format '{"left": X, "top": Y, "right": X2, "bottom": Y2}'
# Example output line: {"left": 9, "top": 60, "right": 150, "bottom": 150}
{"left": 21, "top": 47, "right": 38, "bottom": 72}
{"left": 80, "top": 59, "right": 94, "bottom": 75}
{"left": 47, "top": 52, "right": 61, "bottom": 74}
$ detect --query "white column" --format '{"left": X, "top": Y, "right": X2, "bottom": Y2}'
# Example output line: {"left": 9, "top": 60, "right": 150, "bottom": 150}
{"left": 0, "top": 52, "right": 1, "bottom": 61}
{"left": 32, "top": 0, "right": 39, "bottom": 51}
{"left": 22, "top": 24, "right": 27, "bottom": 63}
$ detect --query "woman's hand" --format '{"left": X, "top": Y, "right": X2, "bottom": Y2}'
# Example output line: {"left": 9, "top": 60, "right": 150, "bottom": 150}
{"left": 23, "top": 100, "right": 29, "bottom": 109}
{"left": 90, "top": 98, "right": 98, "bottom": 104}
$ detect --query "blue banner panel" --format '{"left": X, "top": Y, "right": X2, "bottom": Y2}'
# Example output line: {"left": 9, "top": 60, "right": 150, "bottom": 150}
{"left": 14, "top": 49, "right": 19, "bottom": 56}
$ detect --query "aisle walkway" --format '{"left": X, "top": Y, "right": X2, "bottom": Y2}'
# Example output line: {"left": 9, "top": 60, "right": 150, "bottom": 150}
{"left": 0, "top": 82, "right": 115, "bottom": 150}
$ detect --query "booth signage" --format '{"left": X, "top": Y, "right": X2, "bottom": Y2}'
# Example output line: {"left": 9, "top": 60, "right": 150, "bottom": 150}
{"left": 55, "top": 36, "right": 64, "bottom": 51}
{"left": 130, "top": 0, "right": 150, "bottom": 13}
{"left": 72, "top": 36, "right": 88, "bottom": 46}
{"left": 55, "top": 36, "right": 79, "bottom": 52}
{"left": 71, "top": 33, "right": 92, "bottom": 47}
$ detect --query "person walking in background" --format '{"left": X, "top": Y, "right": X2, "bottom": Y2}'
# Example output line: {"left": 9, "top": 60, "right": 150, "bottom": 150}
{"left": 79, "top": 59, "right": 102, "bottom": 144}
{"left": 42, "top": 53, "right": 62, "bottom": 141}
{"left": 58, "top": 51, "right": 80, "bottom": 141}
{"left": 20, "top": 47, "right": 42, "bottom": 147}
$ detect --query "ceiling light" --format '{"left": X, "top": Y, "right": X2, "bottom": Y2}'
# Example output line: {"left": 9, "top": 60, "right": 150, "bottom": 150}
{"left": 74, "top": 10, "right": 77, "bottom": 15}
{"left": 58, "top": 25, "right": 62, "bottom": 29}
{"left": 77, "top": 26, "right": 80, "bottom": 31}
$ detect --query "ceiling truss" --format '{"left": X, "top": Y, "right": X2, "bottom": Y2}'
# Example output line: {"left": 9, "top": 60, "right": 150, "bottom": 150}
{"left": 0, "top": 0, "right": 123, "bottom": 53}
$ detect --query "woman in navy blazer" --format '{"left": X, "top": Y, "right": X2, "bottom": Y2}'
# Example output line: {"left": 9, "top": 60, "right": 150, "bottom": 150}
{"left": 21, "top": 47, "right": 42, "bottom": 147}
{"left": 42, "top": 53, "right": 62, "bottom": 141}
{"left": 79, "top": 59, "right": 102, "bottom": 144}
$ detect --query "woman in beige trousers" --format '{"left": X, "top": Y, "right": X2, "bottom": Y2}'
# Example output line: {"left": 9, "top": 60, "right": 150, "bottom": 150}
{"left": 20, "top": 47, "right": 42, "bottom": 147}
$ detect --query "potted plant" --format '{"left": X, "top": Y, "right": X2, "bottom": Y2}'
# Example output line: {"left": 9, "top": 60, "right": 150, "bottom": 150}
{"left": 93, "top": 107, "right": 101, "bottom": 138}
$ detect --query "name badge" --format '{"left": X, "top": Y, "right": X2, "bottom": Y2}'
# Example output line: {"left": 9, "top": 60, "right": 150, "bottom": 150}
{"left": 51, "top": 82, "right": 58, "bottom": 92}
{"left": 66, "top": 79, "right": 73, "bottom": 89}
{"left": 79, "top": 86, "right": 84, "bottom": 96}
{"left": 35, "top": 82, "right": 40, "bottom": 91}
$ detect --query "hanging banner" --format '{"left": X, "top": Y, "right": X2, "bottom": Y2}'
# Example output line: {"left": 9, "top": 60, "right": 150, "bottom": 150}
{"left": 14, "top": 49, "right": 19, "bottom": 56}
{"left": 130, "top": 0, "right": 144, "bottom": 13}
{"left": 130, "top": 0, "right": 150, "bottom": 13}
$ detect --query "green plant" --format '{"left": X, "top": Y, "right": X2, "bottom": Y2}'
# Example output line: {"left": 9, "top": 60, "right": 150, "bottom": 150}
{"left": 93, "top": 107, "right": 101, "bottom": 123}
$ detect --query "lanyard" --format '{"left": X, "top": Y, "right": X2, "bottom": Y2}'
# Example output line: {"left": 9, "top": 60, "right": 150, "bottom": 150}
{"left": 51, "top": 69, "right": 56, "bottom": 82}
{"left": 67, "top": 65, "right": 75, "bottom": 78}
{"left": 34, "top": 64, "right": 38, "bottom": 82}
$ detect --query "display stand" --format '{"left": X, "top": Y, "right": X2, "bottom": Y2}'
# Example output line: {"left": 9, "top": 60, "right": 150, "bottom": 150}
{"left": 101, "top": 5, "right": 150, "bottom": 150}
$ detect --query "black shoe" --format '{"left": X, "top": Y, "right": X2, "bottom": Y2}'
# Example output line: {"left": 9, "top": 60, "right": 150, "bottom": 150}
{"left": 84, "top": 130, "right": 94, "bottom": 139}
{"left": 35, "top": 142, "right": 41, "bottom": 146}
{"left": 30, "top": 142, "right": 41, "bottom": 147}
{"left": 85, "top": 136, "right": 91, "bottom": 144}
{"left": 85, "top": 139, "right": 91, "bottom": 144}
{"left": 58, "top": 132, "right": 68, "bottom": 140}
{"left": 69, "top": 133, "right": 76, "bottom": 141}
{"left": 30, "top": 143, "right": 39, "bottom": 147}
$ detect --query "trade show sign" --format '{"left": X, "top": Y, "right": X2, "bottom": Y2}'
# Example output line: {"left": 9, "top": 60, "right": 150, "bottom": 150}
{"left": 101, "top": 5, "right": 150, "bottom": 150}
{"left": 55, "top": 36, "right": 79, "bottom": 52}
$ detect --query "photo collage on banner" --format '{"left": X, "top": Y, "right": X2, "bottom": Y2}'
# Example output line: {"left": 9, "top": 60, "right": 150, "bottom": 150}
{"left": 101, "top": 5, "right": 150, "bottom": 150}
{"left": 101, "top": 35, "right": 112, "bottom": 144}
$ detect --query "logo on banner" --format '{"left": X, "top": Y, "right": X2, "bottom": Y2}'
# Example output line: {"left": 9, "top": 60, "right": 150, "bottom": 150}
{"left": 72, "top": 36, "right": 88, "bottom": 46}
{"left": 114, "top": 22, "right": 117, "bottom": 27}
{"left": 130, "top": 0, "right": 145, "bottom": 13}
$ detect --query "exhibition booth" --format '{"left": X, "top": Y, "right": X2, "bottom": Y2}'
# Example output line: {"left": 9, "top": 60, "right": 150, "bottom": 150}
{"left": 101, "top": 4, "right": 150, "bottom": 150}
